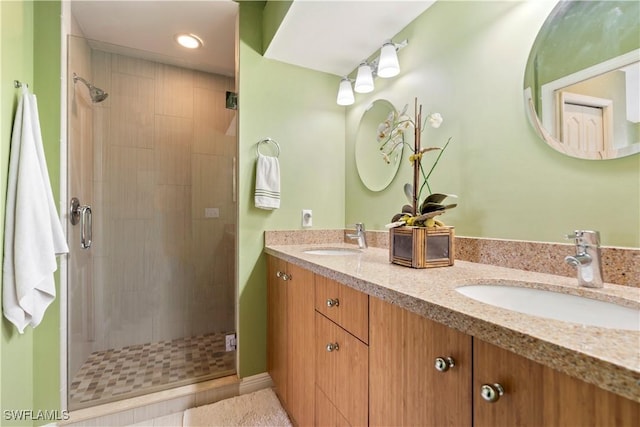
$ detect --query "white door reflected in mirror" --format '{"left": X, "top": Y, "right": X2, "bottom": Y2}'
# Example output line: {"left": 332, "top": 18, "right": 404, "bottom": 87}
{"left": 523, "top": 0, "right": 640, "bottom": 160}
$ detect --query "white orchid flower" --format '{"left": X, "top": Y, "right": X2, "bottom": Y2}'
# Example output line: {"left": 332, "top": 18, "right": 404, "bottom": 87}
{"left": 377, "top": 121, "right": 392, "bottom": 141}
{"left": 427, "top": 112, "right": 443, "bottom": 128}
{"left": 381, "top": 152, "right": 391, "bottom": 164}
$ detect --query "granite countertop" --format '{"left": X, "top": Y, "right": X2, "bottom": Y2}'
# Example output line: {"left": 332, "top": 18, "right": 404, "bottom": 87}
{"left": 264, "top": 242, "right": 640, "bottom": 402}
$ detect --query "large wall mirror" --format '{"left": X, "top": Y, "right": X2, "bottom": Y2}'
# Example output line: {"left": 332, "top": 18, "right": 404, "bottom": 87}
{"left": 524, "top": 0, "right": 639, "bottom": 160}
{"left": 355, "top": 99, "right": 406, "bottom": 191}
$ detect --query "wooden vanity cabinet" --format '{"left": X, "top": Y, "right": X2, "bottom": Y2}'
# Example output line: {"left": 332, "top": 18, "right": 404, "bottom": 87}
{"left": 315, "top": 311, "right": 369, "bottom": 426}
{"left": 473, "top": 339, "right": 640, "bottom": 427}
{"left": 314, "top": 276, "right": 369, "bottom": 426}
{"left": 315, "top": 385, "right": 350, "bottom": 427}
{"left": 268, "top": 257, "right": 639, "bottom": 427}
{"left": 473, "top": 338, "right": 543, "bottom": 427}
{"left": 267, "top": 255, "right": 287, "bottom": 403}
{"left": 369, "top": 296, "right": 473, "bottom": 427}
{"left": 315, "top": 275, "right": 369, "bottom": 343}
{"left": 267, "top": 255, "right": 315, "bottom": 426}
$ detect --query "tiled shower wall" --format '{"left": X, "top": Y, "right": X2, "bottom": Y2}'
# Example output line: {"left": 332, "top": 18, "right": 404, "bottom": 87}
{"left": 70, "top": 45, "right": 236, "bottom": 375}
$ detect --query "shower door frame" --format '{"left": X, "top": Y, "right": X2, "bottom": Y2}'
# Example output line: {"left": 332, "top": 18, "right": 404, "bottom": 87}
{"left": 59, "top": 1, "right": 71, "bottom": 410}
{"left": 58, "top": 2, "right": 240, "bottom": 411}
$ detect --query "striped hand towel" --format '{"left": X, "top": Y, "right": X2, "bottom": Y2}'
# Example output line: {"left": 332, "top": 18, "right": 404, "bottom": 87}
{"left": 255, "top": 154, "right": 280, "bottom": 209}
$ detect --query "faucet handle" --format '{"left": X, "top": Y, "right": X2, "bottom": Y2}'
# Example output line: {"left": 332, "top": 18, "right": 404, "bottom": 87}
{"left": 348, "top": 223, "right": 365, "bottom": 232}
{"left": 565, "top": 231, "right": 580, "bottom": 240}
{"left": 566, "top": 230, "right": 600, "bottom": 246}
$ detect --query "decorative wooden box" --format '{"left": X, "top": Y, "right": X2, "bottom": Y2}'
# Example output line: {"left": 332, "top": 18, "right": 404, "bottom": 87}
{"left": 389, "top": 226, "right": 455, "bottom": 268}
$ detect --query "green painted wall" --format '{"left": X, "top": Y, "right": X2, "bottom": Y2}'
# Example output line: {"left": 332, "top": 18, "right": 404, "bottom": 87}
{"left": 0, "top": 0, "right": 638, "bottom": 419}
{"left": 237, "top": 1, "right": 345, "bottom": 377}
{"left": 1, "top": 1, "right": 36, "bottom": 424}
{"left": 1, "top": 2, "right": 61, "bottom": 425}
{"left": 345, "top": 0, "right": 640, "bottom": 248}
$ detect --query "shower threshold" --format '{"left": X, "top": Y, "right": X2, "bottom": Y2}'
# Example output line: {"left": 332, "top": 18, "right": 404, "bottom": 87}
{"left": 69, "top": 331, "right": 236, "bottom": 410}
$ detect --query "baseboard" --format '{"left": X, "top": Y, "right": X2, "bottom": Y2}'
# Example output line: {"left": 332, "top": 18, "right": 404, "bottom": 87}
{"left": 239, "top": 372, "right": 273, "bottom": 395}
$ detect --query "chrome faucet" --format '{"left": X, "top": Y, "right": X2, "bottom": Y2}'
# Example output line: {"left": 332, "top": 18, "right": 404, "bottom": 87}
{"left": 564, "top": 230, "right": 603, "bottom": 288}
{"left": 347, "top": 223, "right": 368, "bottom": 249}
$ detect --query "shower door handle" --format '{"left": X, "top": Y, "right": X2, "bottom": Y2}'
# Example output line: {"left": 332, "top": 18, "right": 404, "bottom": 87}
{"left": 70, "top": 197, "right": 92, "bottom": 249}
{"left": 80, "top": 205, "right": 92, "bottom": 249}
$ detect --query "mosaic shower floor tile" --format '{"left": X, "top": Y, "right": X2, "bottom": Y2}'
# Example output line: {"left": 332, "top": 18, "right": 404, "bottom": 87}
{"left": 69, "top": 332, "right": 236, "bottom": 409}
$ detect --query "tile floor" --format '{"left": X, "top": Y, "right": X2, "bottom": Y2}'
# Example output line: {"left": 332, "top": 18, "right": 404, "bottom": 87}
{"left": 126, "top": 411, "right": 184, "bottom": 427}
{"left": 69, "top": 332, "right": 236, "bottom": 409}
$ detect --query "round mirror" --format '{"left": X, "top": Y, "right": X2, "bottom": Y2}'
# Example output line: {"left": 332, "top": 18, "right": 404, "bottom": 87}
{"left": 524, "top": 0, "right": 640, "bottom": 159}
{"left": 355, "top": 99, "right": 406, "bottom": 191}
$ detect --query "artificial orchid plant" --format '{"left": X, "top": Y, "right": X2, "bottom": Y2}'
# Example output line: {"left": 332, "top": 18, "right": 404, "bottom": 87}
{"left": 379, "top": 98, "right": 457, "bottom": 228}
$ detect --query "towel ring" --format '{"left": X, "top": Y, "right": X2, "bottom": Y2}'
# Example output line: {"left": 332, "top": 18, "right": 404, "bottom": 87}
{"left": 256, "top": 138, "right": 280, "bottom": 158}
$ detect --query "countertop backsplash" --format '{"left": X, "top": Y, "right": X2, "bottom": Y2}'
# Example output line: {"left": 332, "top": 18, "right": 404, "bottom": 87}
{"left": 263, "top": 229, "right": 638, "bottom": 288}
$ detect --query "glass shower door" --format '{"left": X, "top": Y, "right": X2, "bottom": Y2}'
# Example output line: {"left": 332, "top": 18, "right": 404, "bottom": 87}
{"left": 67, "top": 34, "right": 237, "bottom": 409}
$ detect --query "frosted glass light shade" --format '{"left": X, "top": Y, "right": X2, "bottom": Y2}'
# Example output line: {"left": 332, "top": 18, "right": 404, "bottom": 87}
{"left": 377, "top": 42, "right": 400, "bottom": 78}
{"left": 337, "top": 78, "right": 354, "bottom": 105}
{"left": 354, "top": 63, "right": 374, "bottom": 93}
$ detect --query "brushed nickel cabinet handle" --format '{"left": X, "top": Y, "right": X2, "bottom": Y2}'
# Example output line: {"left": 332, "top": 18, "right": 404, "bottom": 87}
{"left": 275, "top": 271, "right": 291, "bottom": 281}
{"left": 326, "top": 298, "right": 340, "bottom": 308}
{"left": 480, "top": 383, "right": 505, "bottom": 403}
{"left": 434, "top": 356, "right": 455, "bottom": 372}
{"left": 326, "top": 342, "right": 339, "bottom": 352}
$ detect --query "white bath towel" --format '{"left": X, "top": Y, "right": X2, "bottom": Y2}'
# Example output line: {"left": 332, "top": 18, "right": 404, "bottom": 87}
{"left": 254, "top": 154, "right": 280, "bottom": 210}
{"left": 3, "top": 87, "right": 69, "bottom": 333}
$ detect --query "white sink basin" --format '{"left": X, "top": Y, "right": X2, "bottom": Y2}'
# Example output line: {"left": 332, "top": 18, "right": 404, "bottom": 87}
{"left": 303, "top": 247, "right": 362, "bottom": 256}
{"left": 456, "top": 285, "right": 640, "bottom": 331}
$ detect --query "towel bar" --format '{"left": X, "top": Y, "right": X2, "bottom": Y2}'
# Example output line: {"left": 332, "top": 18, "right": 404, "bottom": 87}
{"left": 256, "top": 137, "right": 280, "bottom": 158}
{"left": 14, "top": 80, "right": 28, "bottom": 88}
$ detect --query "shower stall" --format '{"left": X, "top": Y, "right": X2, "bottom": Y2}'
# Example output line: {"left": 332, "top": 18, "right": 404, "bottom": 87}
{"left": 66, "top": 34, "right": 237, "bottom": 409}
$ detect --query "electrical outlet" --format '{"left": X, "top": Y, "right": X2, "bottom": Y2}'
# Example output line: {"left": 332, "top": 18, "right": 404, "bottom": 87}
{"left": 225, "top": 333, "right": 237, "bottom": 351}
{"left": 302, "top": 209, "right": 312, "bottom": 227}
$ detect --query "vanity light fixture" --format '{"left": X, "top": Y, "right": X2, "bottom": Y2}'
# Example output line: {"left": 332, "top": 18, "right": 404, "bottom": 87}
{"left": 377, "top": 40, "right": 401, "bottom": 78}
{"left": 175, "top": 33, "right": 203, "bottom": 49}
{"left": 354, "top": 62, "right": 375, "bottom": 93}
{"left": 336, "top": 39, "right": 408, "bottom": 105}
{"left": 337, "top": 77, "right": 355, "bottom": 105}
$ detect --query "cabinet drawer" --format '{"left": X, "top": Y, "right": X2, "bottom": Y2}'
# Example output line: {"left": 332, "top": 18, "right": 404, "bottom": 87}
{"left": 316, "top": 312, "right": 368, "bottom": 427}
{"left": 315, "top": 275, "right": 369, "bottom": 343}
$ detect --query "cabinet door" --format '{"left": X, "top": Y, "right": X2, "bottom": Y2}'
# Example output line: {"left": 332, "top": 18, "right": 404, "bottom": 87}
{"left": 315, "top": 385, "right": 350, "bottom": 427}
{"left": 286, "top": 263, "right": 315, "bottom": 426}
{"left": 267, "top": 255, "right": 288, "bottom": 405}
{"left": 540, "top": 355, "right": 640, "bottom": 427}
{"left": 316, "top": 312, "right": 368, "bottom": 426}
{"left": 474, "top": 339, "right": 640, "bottom": 427}
{"left": 369, "top": 297, "right": 472, "bottom": 427}
{"left": 473, "top": 339, "right": 543, "bottom": 427}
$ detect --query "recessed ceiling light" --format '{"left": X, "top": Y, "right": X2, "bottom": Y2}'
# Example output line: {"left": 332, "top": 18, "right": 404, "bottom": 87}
{"left": 175, "top": 33, "right": 203, "bottom": 49}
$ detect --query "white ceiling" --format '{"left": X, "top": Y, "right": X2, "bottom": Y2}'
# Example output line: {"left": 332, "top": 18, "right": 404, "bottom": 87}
{"left": 265, "top": 0, "right": 436, "bottom": 76}
{"left": 71, "top": 0, "right": 435, "bottom": 78}
{"left": 71, "top": 0, "right": 238, "bottom": 76}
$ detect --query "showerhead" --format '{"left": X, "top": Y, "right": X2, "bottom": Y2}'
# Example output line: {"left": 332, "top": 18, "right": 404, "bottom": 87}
{"left": 73, "top": 73, "right": 109, "bottom": 103}
{"left": 89, "top": 86, "right": 109, "bottom": 103}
